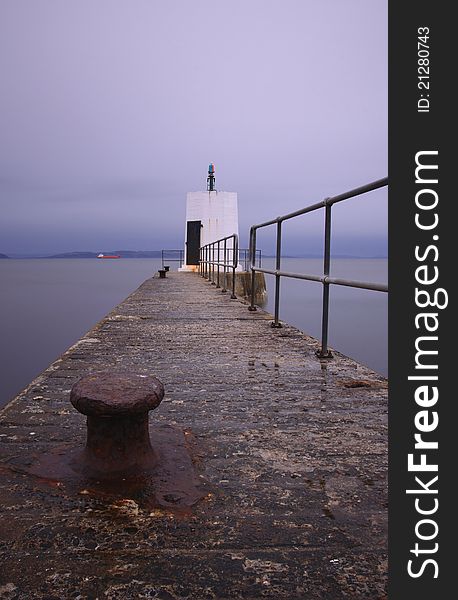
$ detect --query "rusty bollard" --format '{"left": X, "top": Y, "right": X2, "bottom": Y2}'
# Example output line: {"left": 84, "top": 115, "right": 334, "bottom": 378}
{"left": 158, "top": 269, "right": 167, "bottom": 278}
{"left": 70, "top": 372, "right": 164, "bottom": 478}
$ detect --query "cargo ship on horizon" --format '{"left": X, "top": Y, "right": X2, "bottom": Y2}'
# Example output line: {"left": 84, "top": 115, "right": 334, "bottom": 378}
{"left": 97, "top": 253, "right": 120, "bottom": 259}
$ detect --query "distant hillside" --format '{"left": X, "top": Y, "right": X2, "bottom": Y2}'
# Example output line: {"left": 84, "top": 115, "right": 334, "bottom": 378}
{"left": 46, "top": 250, "right": 163, "bottom": 258}
{"left": 47, "top": 252, "right": 99, "bottom": 258}
{"left": 0, "top": 253, "right": 9, "bottom": 259}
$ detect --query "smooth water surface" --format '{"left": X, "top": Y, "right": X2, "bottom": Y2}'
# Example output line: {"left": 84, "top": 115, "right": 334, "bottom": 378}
{"left": 262, "top": 258, "right": 387, "bottom": 377}
{"left": 0, "top": 258, "right": 387, "bottom": 408}
{"left": 0, "top": 259, "right": 161, "bottom": 407}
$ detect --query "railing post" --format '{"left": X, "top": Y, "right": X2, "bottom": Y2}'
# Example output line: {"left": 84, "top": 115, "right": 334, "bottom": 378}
{"left": 231, "top": 234, "right": 237, "bottom": 299}
{"left": 248, "top": 227, "right": 257, "bottom": 311}
{"left": 271, "top": 220, "right": 283, "bottom": 328}
{"left": 216, "top": 240, "right": 221, "bottom": 288}
{"left": 211, "top": 243, "right": 216, "bottom": 284}
{"left": 209, "top": 244, "right": 212, "bottom": 282}
{"left": 316, "top": 201, "right": 333, "bottom": 358}
{"left": 222, "top": 239, "right": 227, "bottom": 293}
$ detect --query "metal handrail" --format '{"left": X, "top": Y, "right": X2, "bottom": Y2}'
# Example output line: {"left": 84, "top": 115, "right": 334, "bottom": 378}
{"left": 199, "top": 234, "right": 239, "bottom": 299}
{"left": 248, "top": 177, "right": 388, "bottom": 358}
{"left": 240, "top": 248, "right": 262, "bottom": 271}
{"left": 161, "top": 249, "right": 184, "bottom": 269}
{"left": 213, "top": 247, "right": 261, "bottom": 271}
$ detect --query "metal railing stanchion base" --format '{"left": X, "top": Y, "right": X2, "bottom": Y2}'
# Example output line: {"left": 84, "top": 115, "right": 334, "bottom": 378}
{"left": 271, "top": 322, "right": 283, "bottom": 328}
{"left": 315, "top": 349, "right": 333, "bottom": 359}
{"left": 248, "top": 306, "right": 257, "bottom": 312}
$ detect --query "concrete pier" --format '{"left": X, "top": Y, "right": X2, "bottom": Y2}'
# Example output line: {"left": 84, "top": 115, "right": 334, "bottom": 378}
{"left": 0, "top": 272, "right": 387, "bottom": 599}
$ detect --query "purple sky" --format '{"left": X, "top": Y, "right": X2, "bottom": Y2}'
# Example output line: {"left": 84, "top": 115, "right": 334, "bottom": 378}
{"left": 0, "top": 0, "right": 387, "bottom": 256}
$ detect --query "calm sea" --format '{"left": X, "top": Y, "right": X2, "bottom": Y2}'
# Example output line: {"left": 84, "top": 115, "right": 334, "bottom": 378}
{"left": 262, "top": 258, "right": 387, "bottom": 378}
{"left": 0, "top": 258, "right": 387, "bottom": 408}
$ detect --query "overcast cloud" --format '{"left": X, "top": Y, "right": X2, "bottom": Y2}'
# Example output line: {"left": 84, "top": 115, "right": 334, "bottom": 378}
{"left": 0, "top": 0, "right": 387, "bottom": 256}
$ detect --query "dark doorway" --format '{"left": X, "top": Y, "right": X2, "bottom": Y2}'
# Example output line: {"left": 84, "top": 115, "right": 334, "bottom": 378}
{"left": 186, "top": 220, "right": 201, "bottom": 265}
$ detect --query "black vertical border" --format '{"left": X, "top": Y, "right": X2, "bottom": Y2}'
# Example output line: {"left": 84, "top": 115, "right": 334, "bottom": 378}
{"left": 389, "top": 2, "right": 452, "bottom": 597}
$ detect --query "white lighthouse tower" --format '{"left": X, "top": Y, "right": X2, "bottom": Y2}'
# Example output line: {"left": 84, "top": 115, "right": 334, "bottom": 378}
{"left": 179, "top": 164, "right": 239, "bottom": 272}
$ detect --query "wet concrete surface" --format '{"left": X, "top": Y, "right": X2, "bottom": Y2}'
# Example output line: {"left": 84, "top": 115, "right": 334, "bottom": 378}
{"left": 0, "top": 272, "right": 387, "bottom": 599}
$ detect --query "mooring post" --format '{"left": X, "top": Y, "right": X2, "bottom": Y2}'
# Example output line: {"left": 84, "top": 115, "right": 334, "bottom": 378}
{"left": 70, "top": 372, "right": 164, "bottom": 476}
